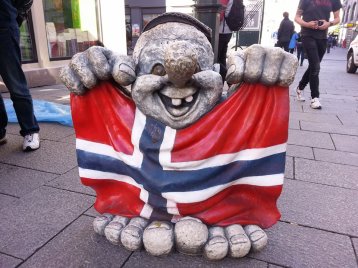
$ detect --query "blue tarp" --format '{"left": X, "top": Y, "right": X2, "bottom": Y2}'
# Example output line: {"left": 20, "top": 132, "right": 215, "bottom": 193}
{"left": 4, "top": 99, "right": 73, "bottom": 127}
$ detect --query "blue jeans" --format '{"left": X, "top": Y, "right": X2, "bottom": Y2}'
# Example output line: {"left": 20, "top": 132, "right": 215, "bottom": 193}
{"left": 0, "top": 25, "right": 39, "bottom": 137}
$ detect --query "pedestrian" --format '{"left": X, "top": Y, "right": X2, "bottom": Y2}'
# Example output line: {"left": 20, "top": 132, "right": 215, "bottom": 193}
{"left": 218, "top": 0, "right": 233, "bottom": 68}
{"left": 277, "top": 12, "right": 294, "bottom": 52}
{"left": 289, "top": 30, "right": 299, "bottom": 54}
{"left": 294, "top": 0, "right": 342, "bottom": 109}
{"left": 296, "top": 32, "right": 305, "bottom": 66}
{"left": 0, "top": 0, "right": 40, "bottom": 150}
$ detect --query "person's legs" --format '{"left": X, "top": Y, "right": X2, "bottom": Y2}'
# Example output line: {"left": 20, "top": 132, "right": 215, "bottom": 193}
{"left": 301, "top": 36, "right": 324, "bottom": 99}
{"left": 218, "top": 33, "right": 232, "bottom": 67}
{"left": 300, "top": 49, "right": 305, "bottom": 66}
{"left": 0, "top": 26, "right": 39, "bottom": 137}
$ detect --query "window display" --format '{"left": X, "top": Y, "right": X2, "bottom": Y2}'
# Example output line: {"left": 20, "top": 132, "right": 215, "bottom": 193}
{"left": 43, "top": 0, "right": 100, "bottom": 60}
{"left": 19, "top": 14, "right": 37, "bottom": 63}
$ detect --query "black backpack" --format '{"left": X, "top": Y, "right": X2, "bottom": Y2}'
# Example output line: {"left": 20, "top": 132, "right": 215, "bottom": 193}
{"left": 225, "top": 0, "right": 245, "bottom": 31}
{"left": 12, "top": 0, "right": 33, "bottom": 26}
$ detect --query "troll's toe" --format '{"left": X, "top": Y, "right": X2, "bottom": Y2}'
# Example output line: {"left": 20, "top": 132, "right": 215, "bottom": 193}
{"left": 121, "top": 217, "right": 148, "bottom": 251}
{"left": 204, "top": 226, "right": 228, "bottom": 260}
{"left": 225, "top": 224, "right": 251, "bottom": 258}
{"left": 143, "top": 221, "right": 174, "bottom": 256}
{"left": 174, "top": 217, "right": 209, "bottom": 255}
{"left": 93, "top": 214, "right": 114, "bottom": 236}
{"left": 104, "top": 216, "right": 129, "bottom": 245}
{"left": 244, "top": 225, "right": 268, "bottom": 252}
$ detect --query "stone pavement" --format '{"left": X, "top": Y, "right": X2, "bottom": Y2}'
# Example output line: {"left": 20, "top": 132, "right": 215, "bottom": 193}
{"left": 0, "top": 47, "right": 357, "bottom": 268}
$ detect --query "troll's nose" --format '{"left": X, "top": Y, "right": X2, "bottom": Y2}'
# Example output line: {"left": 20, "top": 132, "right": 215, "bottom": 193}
{"left": 164, "top": 41, "right": 198, "bottom": 88}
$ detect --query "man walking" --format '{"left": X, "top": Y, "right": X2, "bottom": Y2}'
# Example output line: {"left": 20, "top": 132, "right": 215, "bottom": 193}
{"left": 0, "top": 0, "right": 40, "bottom": 150}
{"left": 277, "top": 12, "right": 294, "bottom": 52}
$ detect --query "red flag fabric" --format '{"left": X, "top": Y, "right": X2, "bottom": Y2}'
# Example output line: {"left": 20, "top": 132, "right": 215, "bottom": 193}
{"left": 71, "top": 81, "right": 289, "bottom": 228}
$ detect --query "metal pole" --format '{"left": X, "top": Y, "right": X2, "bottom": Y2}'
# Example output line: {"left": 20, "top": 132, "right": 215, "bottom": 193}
{"left": 194, "top": 0, "right": 222, "bottom": 62}
{"left": 259, "top": 0, "right": 265, "bottom": 44}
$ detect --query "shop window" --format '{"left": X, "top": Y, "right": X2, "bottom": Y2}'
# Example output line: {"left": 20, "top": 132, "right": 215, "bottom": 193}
{"left": 20, "top": 12, "right": 37, "bottom": 63}
{"left": 142, "top": 13, "right": 161, "bottom": 29}
{"left": 43, "top": 0, "right": 100, "bottom": 60}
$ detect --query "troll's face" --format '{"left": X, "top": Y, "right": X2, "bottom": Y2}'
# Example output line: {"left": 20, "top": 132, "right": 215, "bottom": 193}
{"left": 131, "top": 22, "right": 223, "bottom": 129}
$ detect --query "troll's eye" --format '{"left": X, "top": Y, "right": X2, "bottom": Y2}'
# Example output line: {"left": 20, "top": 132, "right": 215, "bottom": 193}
{"left": 152, "top": 64, "right": 166, "bottom": 76}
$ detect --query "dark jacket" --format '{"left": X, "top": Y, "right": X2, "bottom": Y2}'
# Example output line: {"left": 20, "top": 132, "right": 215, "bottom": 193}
{"left": 0, "top": 0, "right": 17, "bottom": 28}
{"left": 277, "top": 17, "right": 294, "bottom": 43}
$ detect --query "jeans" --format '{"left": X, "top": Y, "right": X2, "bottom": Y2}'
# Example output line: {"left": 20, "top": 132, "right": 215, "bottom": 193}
{"left": 218, "top": 33, "right": 232, "bottom": 67}
{"left": 0, "top": 25, "right": 39, "bottom": 137}
{"left": 298, "top": 36, "right": 327, "bottom": 99}
{"left": 296, "top": 46, "right": 305, "bottom": 65}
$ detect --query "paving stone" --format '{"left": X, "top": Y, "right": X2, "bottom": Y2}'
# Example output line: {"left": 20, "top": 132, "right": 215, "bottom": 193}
{"left": 6, "top": 123, "right": 73, "bottom": 142}
{"left": 0, "top": 136, "right": 77, "bottom": 175}
{"left": 249, "top": 222, "right": 357, "bottom": 268}
{"left": 290, "top": 111, "right": 342, "bottom": 125}
{"left": 0, "top": 254, "right": 22, "bottom": 268}
{"left": 0, "top": 186, "right": 94, "bottom": 259}
{"left": 287, "top": 145, "right": 314, "bottom": 159}
{"left": 268, "top": 265, "right": 284, "bottom": 268}
{"left": 322, "top": 94, "right": 357, "bottom": 102}
{"left": 279, "top": 179, "right": 358, "bottom": 236}
{"left": 20, "top": 216, "right": 131, "bottom": 268}
{"left": 295, "top": 158, "right": 358, "bottom": 190}
{"left": 288, "top": 129, "right": 334, "bottom": 149}
{"left": 284, "top": 156, "right": 293, "bottom": 179}
{"left": 46, "top": 168, "right": 95, "bottom": 196}
{"left": 0, "top": 194, "right": 18, "bottom": 210}
{"left": 59, "top": 134, "right": 76, "bottom": 144}
{"left": 302, "top": 103, "right": 356, "bottom": 114}
{"left": 289, "top": 118, "right": 300, "bottom": 130}
{"left": 331, "top": 134, "right": 358, "bottom": 154}
{"left": 301, "top": 121, "right": 358, "bottom": 136}
{"left": 289, "top": 100, "right": 303, "bottom": 112}
{"left": 124, "top": 251, "right": 267, "bottom": 268}
{"left": 338, "top": 114, "right": 358, "bottom": 127}
{"left": 0, "top": 163, "right": 57, "bottom": 197}
{"left": 352, "top": 238, "right": 358, "bottom": 260}
{"left": 314, "top": 148, "right": 358, "bottom": 167}
{"left": 84, "top": 206, "right": 101, "bottom": 218}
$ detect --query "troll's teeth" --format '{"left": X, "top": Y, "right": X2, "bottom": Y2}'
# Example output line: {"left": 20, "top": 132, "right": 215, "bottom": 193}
{"left": 185, "top": 96, "right": 194, "bottom": 103}
{"left": 172, "top": 98, "right": 182, "bottom": 106}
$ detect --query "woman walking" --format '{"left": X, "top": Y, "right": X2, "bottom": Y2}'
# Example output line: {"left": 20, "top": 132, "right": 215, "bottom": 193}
{"left": 294, "top": 0, "right": 342, "bottom": 109}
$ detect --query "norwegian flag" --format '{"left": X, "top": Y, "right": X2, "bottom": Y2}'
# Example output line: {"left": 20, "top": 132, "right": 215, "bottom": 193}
{"left": 71, "top": 81, "right": 289, "bottom": 229}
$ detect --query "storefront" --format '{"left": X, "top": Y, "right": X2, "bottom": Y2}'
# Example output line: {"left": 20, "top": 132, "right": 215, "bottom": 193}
{"left": 1, "top": 0, "right": 195, "bottom": 90}
{"left": 0, "top": 0, "right": 126, "bottom": 90}
{"left": 125, "top": 0, "right": 166, "bottom": 52}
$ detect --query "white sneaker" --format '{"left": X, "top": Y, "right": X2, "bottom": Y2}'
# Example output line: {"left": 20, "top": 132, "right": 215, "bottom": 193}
{"left": 310, "top": 98, "right": 322, "bottom": 109}
{"left": 296, "top": 87, "right": 305, "bottom": 101}
{"left": 23, "top": 133, "right": 40, "bottom": 151}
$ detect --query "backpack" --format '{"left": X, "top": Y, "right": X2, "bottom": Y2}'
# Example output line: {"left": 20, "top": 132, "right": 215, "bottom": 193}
{"left": 12, "top": 0, "right": 34, "bottom": 26}
{"left": 225, "top": 0, "right": 245, "bottom": 31}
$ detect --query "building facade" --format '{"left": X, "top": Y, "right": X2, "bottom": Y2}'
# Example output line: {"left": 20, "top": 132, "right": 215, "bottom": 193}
{"left": 340, "top": 0, "right": 358, "bottom": 47}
